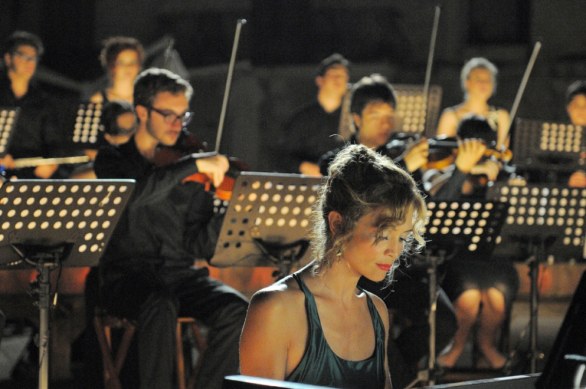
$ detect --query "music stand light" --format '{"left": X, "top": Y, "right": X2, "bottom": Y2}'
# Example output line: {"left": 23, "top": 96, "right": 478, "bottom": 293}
{"left": 0, "top": 107, "right": 19, "bottom": 157}
{"left": 71, "top": 102, "right": 104, "bottom": 148}
{"left": 393, "top": 84, "right": 442, "bottom": 137}
{"left": 513, "top": 118, "right": 584, "bottom": 174}
{"left": 487, "top": 183, "right": 586, "bottom": 373}
{"left": 406, "top": 200, "right": 509, "bottom": 388}
{"left": 0, "top": 179, "right": 134, "bottom": 389}
{"left": 210, "top": 172, "right": 322, "bottom": 279}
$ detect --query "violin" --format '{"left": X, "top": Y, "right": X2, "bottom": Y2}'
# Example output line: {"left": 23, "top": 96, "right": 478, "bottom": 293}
{"left": 153, "top": 129, "right": 208, "bottom": 167}
{"left": 153, "top": 129, "right": 248, "bottom": 201}
{"left": 384, "top": 132, "right": 513, "bottom": 171}
{"left": 153, "top": 19, "right": 247, "bottom": 202}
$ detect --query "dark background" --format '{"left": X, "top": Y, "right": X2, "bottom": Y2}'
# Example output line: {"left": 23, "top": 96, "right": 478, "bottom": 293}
{"left": 1, "top": 0, "right": 585, "bottom": 170}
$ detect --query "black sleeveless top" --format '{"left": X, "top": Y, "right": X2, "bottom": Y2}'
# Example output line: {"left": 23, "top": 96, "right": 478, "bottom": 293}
{"left": 286, "top": 273, "right": 386, "bottom": 389}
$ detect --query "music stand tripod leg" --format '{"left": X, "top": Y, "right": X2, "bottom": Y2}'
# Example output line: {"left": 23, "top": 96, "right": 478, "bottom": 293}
{"left": 38, "top": 263, "right": 54, "bottom": 389}
{"left": 528, "top": 239, "right": 545, "bottom": 374}
{"left": 0, "top": 179, "right": 135, "bottom": 389}
{"left": 406, "top": 250, "right": 444, "bottom": 389}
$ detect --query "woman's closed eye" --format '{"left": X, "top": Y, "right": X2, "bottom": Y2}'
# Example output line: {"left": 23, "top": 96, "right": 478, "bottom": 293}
{"left": 374, "top": 233, "right": 389, "bottom": 243}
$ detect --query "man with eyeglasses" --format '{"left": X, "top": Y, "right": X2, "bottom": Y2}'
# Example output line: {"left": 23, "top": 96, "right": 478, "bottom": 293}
{"left": 93, "top": 68, "right": 248, "bottom": 389}
{"left": 0, "top": 31, "right": 65, "bottom": 178}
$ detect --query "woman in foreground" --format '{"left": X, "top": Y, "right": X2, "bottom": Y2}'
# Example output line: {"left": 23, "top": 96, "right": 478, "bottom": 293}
{"left": 240, "top": 144, "right": 426, "bottom": 389}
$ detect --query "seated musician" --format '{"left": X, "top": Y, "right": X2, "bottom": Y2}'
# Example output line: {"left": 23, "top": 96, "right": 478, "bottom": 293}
{"left": 70, "top": 100, "right": 137, "bottom": 179}
{"left": 318, "top": 74, "right": 460, "bottom": 389}
{"left": 240, "top": 144, "right": 427, "bottom": 389}
{"left": 98, "top": 100, "right": 137, "bottom": 146}
{"left": 0, "top": 31, "right": 68, "bottom": 179}
{"left": 278, "top": 53, "right": 350, "bottom": 176}
{"left": 565, "top": 80, "right": 586, "bottom": 188}
{"left": 318, "top": 74, "right": 430, "bottom": 177}
{"left": 431, "top": 115, "right": 519, "bottom": 371}
{"left": 93, "top": 68, "right": 248, "bottom": 389}
{"left": 436, "top": 57, "right": 510, "bottom": 152}
{"left": 77, "top": 37, "right": 144, "bottom": 162}
{"left": 89, "top": 36, "right": 143, "bottom": 104}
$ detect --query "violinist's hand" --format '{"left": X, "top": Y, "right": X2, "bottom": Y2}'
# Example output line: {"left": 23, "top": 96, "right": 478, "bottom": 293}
{"left": 568, "top": 169, "right": 586, "bottom": 188}
{"left": 0, "top": 154, "right": 15, "bottom": 170}
{"left": 470, "top": 159, "right": 501, "bottom": 182}
{"left": 455, "top": 138, "right": 486, "bottom": 174}
{"left": 299, "top": 161, "right": 322, "bottom": 177}
{"left": 403, "top": 138, "right": 429, "bottom": 173}
{"left": 195, "top": 154, "right": 229, "bottom": 188}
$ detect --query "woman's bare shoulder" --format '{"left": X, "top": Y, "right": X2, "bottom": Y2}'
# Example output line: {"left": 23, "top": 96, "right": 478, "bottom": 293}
{"left": 249, "top": 276, "right": 304, "bottom": 313}
{"left": 363, "top": 290, "right": 390, "bottom": 327}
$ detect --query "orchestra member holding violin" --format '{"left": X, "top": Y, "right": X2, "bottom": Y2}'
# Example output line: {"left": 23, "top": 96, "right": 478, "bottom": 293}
{"left": 0, "top": 31, "right": 68, "bottom": 179}
{"left": 436, "top": 58, "right": 510, "bottom": 151}
{"left": 433, "top": 115, "right": 519, "bottom": 372}
{"left": 565, "top": 80, "right": 586, "bottom": 188}
{"left": 319, "top": 74, "right": 431, "bottom": 177}
{"left": 279, "top": 53, "right": 350, "bottom": 176}
{"left": 318, "top": 74, "right": 458, "bottom": 389}
{"left": 94, "top": 68, "right": 248, "bottom": 389}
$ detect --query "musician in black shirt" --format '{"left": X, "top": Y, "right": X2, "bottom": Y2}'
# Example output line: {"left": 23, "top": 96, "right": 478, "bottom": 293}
{"left": 318, "top": 74, "right": 456, "bottom": 388}
{"left": 94, "top": 68, "right": 248, "bottom": 389}
{"left": 0, "top": 31, "right": 64, "bottom": 179}
{"left": 279, "top": 53, "right": 350, "bottom": 175}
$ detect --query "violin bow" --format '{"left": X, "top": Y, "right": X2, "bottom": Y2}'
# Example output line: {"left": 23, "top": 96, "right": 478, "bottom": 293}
{"left": 505, "top": 41, "right": 542, "bottom": 146}
{"left": 422, "top": 5, "right": 441, "bottom": 137}
{"left": 214, "top": 18, "right": 247, "bottom": 154}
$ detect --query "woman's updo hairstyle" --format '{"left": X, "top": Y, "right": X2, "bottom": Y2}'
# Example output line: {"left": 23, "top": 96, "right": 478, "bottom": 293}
{"left": 311, "top": 144, "right": 426, "bottom": 277}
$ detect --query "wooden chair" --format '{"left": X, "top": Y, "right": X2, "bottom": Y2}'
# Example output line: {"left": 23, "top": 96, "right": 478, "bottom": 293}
{"left": 94, "top": 313, "right": 207, "bottom": 389}
{"left": 176, "top": 317, "right": 208, "bottom": 389}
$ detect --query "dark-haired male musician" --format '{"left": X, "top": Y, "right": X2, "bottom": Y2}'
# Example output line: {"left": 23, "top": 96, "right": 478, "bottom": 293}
{"left": 318, "top": 74, "right": 459, "bottom": 389}
{"left": 94, "top": 68, "right": 248, "bottom": 389}
{"left": 279, "top": 53, "right": 351, "bottom": 176}
{"left": 318, "top": 73, "right": 432, "bottom": 177}
{"left": 0, "top": 31, "right": 65, "bottom": 178}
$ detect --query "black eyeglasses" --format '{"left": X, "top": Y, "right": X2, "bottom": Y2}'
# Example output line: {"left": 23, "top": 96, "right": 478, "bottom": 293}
{"left": 149, "top": 106, "right": 193, "bottom": 126}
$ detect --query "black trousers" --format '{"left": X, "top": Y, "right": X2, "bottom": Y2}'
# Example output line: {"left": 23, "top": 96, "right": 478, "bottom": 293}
{"left": 97, "top": 265, "right": 249, "bottom": 389}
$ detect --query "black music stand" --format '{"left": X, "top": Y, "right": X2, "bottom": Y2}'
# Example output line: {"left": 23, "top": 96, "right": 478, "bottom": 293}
{"left": 513, "top": 118, "right": 585, "bottom": 180}
{"left": 0, "top": 179, "right": 134, "bottom": 389}
{"left": 393, "top": 84, "right": 442, "bottom": 137}
{"left": 0, "top": 107, "right": 19, "bottom": 157}
{"left": 210, "top": 172, "right": 322, "bottom": 279}
{"left": 407, "top": 200, "right": 509, "bottom": 388}
{"left": 487, "top": 182, "right": 586, "bottom": 374}
{"left": 71, "top": 102, "right": 104, "bottom": 148}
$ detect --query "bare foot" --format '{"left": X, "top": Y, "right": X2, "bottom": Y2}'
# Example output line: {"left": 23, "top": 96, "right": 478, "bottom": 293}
{"left": 437, "top": 353, "right": 458, "bottom": 368}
